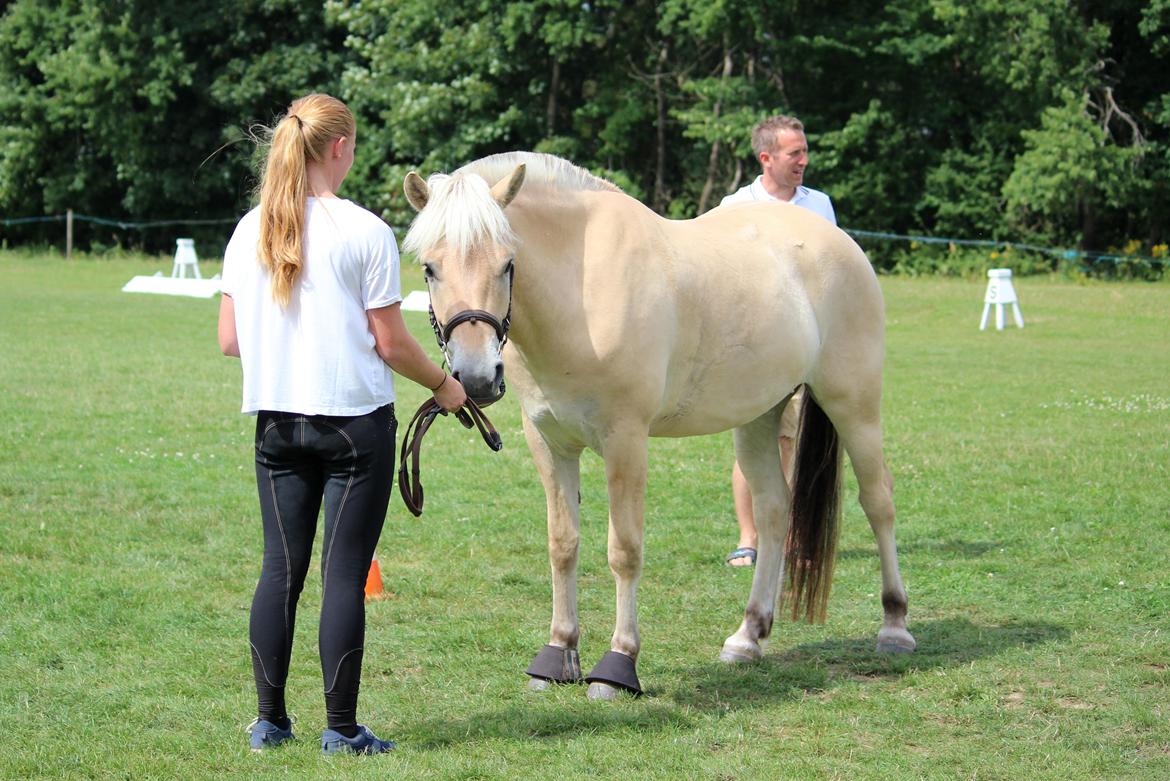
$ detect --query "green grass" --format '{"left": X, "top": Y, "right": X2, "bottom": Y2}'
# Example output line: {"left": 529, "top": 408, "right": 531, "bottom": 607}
{"left": 1, "top": 252, "right": 1168, "bottom": 780}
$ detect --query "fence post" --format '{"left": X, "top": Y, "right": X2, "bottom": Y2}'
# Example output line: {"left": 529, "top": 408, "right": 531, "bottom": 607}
{"left": 66, "top": 209, "right": 73, "bottom": 259}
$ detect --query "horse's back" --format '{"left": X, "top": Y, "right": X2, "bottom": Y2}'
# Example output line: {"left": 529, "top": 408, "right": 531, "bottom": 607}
{"left": 644, "top": 202, "right": 884, "bottom": 434}
{"left": 510, "top": 188, "right": 884, "bottom": 438}
{"left": 686, "top": 201, "right": 879, "bottom": 312}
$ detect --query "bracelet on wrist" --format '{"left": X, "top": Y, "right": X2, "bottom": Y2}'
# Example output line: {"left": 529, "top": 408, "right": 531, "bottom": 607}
{"left": 429, "top": 372, "right": 448, "bottom": 392}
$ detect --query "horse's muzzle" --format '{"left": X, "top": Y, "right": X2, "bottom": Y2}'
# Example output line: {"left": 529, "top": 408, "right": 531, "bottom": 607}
{"left": 453, "top": 363, "right": 505, "bottom": 404}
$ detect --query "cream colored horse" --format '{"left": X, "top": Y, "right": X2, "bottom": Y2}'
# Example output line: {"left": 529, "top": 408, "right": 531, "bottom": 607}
{"left": 403, "top": 152, "right": 915, "bottom": 699}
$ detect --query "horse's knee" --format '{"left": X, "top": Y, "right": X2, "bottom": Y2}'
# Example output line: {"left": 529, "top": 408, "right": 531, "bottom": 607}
{"left": 548, "top": 530, "right": 579, "bottom": 571}
{"left": 607, "top": 545, "right": 642, "bottom": 580}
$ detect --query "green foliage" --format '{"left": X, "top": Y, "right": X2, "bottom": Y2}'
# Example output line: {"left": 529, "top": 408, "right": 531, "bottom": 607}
{"left": 0, "top": 0, "right": 344, "bottom": 251}
{"left": 817, "top": 100, "right": 930, "bottom": 231}
{"left": 920, "top": 144, "right": 1012, "bottom": 240}
{"left": 1139, "top": 0, "right": 1170, "bottom": 55}
{"left": 1, "top": 0, "right": 1168, "bottom": 258}
{"left": 1003, "top": 92, "right": 1140, "bottom": 246}
{"left": 874, "top": 242, "right": 1057, "bottom": 279}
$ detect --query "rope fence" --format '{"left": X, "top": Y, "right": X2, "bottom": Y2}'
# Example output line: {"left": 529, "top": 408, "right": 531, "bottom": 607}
{"left": 845, "top": 228, "right": 1165, "bottom": 272}
{"left": 1, "top": 210, "right": 240, "bottom": 258}
{"left": 2, "top": 210, "right": 1164, "bottom": 273}
{"left": 1, "top": 212, "right": 238, "bottom": 229}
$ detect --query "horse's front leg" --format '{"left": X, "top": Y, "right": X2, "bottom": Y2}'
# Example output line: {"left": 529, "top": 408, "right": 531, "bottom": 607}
{"left": 584, "top": 427, "right": 649, "bottom": 699}
{"left": 722, "top": 406, "right": 787, "bottom": 663}
{"left": 520, "top": 412, "right": 586, "bottom": 690}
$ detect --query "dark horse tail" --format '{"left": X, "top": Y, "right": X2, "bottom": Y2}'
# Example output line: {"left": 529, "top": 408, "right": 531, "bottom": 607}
{"left": 783, "top": 388, "right": 842, "bottom": 623}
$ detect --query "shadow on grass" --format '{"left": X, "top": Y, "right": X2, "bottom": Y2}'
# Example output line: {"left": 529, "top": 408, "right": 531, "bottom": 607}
{"left": 667, "top": 617, "right": 1068, "bottom": 711}
{"left": 403, "top": 618, "right": 1066, "bottom": 746}
{"left": 406, "top": 699, "right": 691, "bottom": 749}
{"left": 837, "top": 538, "right": 1000, "bottom": 560}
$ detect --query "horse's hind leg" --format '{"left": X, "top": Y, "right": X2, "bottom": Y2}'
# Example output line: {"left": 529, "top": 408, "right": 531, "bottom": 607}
{"left": 520, "top": 413, "right": 586, "bottom": 689}
{"left": 721, "top": 405, "right": 787, "bottom": 663}
{"left": 824, "top": 401, "right": 916, "bottom": 653}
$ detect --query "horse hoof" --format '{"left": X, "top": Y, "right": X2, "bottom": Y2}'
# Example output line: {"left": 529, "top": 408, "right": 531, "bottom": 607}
{"left": 527, "top": 677, "right": 552, "bottom": 692}
{"left": 719, "top": 638, "right": 762, "bottom": 664}
{"left": 876, "top": 627, "right": 917, "bottom": 653}
{"left": 584, "top": 651, "right": 642, "bottom": 696}
{"left": 525, "top": 644, "right": 583, "bottom": 684}
{"left": 587, "top": 682, "right": 621, "bottom": 701}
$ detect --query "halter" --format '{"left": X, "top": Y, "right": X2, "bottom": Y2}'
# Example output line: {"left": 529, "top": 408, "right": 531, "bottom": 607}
{"left": 426, "top": 264, "right": 514, "bottom": 364}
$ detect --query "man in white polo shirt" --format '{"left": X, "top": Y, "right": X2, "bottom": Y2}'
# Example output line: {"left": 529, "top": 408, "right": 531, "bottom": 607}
{"left": 719, "top": 114, "right": 837, "bottom": 567}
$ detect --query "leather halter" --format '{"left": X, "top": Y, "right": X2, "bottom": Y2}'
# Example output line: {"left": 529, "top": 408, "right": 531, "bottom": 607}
{"left": 427, "top": 264, "right": 514, "bottom": 356}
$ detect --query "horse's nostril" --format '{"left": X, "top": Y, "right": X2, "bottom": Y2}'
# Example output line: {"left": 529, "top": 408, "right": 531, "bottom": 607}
{"left": 493, "top": 364, "right": 504, "bottom": 387}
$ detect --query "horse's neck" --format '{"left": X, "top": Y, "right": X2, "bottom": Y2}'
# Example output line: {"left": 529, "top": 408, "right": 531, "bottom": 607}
{"left": 506, "top": 190, "right": 593, "bottom": 350}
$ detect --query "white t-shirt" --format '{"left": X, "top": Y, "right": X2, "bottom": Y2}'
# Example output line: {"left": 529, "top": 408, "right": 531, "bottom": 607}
{"left": 221, "top": 197, "right": 401, "bottom": 416}
{"left": 719, "top": 176, "right": 837, "bottom": 225}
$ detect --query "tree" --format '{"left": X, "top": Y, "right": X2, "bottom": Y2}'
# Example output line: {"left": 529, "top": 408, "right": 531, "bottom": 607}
{"left": 0, "top": 0, "right": 344, "bottom": 251}
{"left": 1003, "top": 91, "right": 1140, "bottom": 247}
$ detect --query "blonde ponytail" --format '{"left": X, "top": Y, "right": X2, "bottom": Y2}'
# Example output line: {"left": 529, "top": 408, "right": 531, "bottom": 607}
{"left": 256, "top": 94, "right": 355, "bottom": 307}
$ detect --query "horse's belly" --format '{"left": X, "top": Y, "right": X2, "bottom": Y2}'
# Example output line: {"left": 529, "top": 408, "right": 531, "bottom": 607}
{"left": 650, "top": 364, "right": 801, "bottom": 438}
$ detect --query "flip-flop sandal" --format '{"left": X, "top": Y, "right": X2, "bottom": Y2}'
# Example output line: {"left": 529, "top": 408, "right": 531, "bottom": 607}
{"left": 725, "top": 546, "right": 757, "bottom": 566}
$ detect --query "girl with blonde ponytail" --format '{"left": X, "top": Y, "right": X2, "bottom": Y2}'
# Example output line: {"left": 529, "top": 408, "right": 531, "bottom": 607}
{"left": 257, "top": 94, "right": 355, "bottom": 307}
{"left": 218, "top": 94, "right": 466, "bottom": 755}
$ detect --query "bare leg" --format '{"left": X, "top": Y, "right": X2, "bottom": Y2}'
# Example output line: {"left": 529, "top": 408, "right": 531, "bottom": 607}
{"left": 521, "top": 413, "right": 585, "bottom": 688}
{"left": 728, "top": 462, "right": 757, "bottom": 566}
{"left": 721, "top": 406, "right": 787, "bottom": 663}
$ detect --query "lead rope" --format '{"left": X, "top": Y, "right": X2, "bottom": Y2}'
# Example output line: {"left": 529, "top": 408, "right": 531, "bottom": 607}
{"left": 398, "top": 395, "right": 502, "bottom": 517}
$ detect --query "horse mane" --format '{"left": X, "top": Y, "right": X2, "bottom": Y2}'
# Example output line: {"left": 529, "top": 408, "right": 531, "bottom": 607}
{"left": 462, "top": 152, "right": 622, "bottom": 196}
{"left": 403, "top": 152, "right": 620, "bottom": 257}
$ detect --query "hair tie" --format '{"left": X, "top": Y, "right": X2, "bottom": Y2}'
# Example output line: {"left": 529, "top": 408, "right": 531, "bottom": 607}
{"left": 288, "top": 113, "right": 304, "bottom": 129}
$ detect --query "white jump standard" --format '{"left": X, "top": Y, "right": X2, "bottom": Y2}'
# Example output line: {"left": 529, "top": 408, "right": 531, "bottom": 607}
{"left": 979, "top": 268, "right": 1024, "bottom": 330}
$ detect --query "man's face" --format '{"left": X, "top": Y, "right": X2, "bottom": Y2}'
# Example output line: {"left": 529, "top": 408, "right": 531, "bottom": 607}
{"left": 761, "top": 128, "right": 809, "bottom": 193}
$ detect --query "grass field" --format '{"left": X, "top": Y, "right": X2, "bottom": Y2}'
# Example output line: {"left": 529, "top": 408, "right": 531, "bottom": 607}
{"left": 1, "top": 251, "right": 1167, "bottom": 780}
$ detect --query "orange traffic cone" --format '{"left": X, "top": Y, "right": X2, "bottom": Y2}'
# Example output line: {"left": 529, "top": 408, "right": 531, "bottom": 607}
{"left": 365, "top": 554, "right": 389, "bottom": 600}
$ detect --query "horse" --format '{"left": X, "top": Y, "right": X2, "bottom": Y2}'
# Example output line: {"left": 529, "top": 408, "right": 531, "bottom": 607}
{"left": 401, "top": 152, "right": 915, "bottom": 699}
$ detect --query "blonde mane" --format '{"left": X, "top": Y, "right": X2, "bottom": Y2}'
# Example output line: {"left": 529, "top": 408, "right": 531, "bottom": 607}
{"left": 404, "top": 152, "right": 620, "bottom": 257}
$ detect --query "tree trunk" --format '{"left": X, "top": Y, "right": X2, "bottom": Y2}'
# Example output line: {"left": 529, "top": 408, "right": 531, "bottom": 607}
{"left": 653, "top": 44, "right": 668, "bottom": 214}
{"left": 728, "top": 158, "right": 744, "bottom": 195}
{"left": 1081, "top": 196, "right": 1099, "bottom": 252}
{"left": 546, "top": 58, "right": 560, "bottom": 137}
{"left": 698, "top": 46, "right": 734, "bottom": 214}
{"left": 724, "top": 53, "right": 754, "bottom": 197}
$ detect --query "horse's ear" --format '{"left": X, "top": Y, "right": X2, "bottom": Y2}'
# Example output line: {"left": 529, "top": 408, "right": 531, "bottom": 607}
{"left": 404, "top": 171, "right": 429, "bottom": 211}
{"left": 490, "top": 163, "right": 526, "bottom": 209}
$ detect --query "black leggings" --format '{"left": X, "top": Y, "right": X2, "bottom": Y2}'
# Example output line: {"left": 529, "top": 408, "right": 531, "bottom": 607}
{"left": 248, "top": 404, "right": 396, "bottom": 733}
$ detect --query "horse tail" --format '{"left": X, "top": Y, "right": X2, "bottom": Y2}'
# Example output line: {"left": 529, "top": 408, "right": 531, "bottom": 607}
{"left": 782, "top": 388, "right": 842, "bottom": 623}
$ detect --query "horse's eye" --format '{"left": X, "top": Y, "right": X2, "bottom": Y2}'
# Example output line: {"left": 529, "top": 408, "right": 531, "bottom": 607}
{"left": 423, "top": 264, "right": 435, "bottom": 280}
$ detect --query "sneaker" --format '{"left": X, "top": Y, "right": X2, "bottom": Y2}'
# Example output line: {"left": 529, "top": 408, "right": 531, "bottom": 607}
{"left": 246, "top": 718, "right": 295, "bottom": 751}
{"left": 321, "top": 724, "right": 396, "bottom": 755}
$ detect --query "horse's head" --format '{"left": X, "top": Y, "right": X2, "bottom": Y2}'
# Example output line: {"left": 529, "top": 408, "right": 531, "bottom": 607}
{"left": 403, "top": 164, "right": 526, "bottom": 402}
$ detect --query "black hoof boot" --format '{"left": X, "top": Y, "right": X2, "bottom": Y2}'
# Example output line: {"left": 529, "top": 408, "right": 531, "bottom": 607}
{"left": 526, "top": 644, "right": 583, "bottom": 684}
{"left": 584, "top": 650, "right": 642, "bottom": 696}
